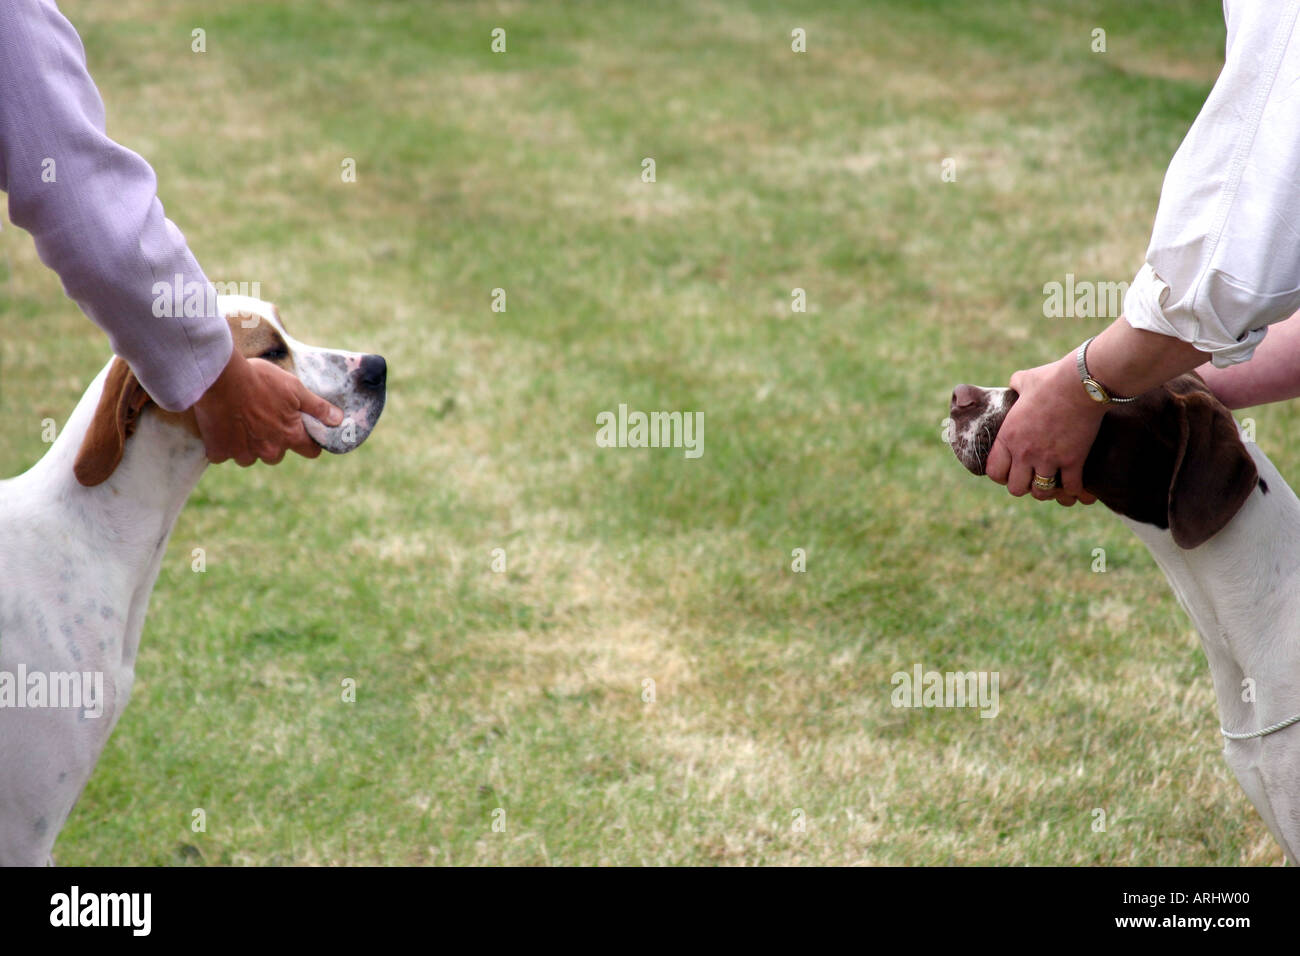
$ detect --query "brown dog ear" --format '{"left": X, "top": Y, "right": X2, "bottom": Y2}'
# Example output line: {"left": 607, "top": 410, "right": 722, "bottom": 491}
{"left": 74, "top": 358, "right": 152, "bottom": 487}
{"left": 1082, "top": 391, "right": 1180, "bottom": 532}
{"left": 1166, "top": 390, "right": 1258, "bottom": 549}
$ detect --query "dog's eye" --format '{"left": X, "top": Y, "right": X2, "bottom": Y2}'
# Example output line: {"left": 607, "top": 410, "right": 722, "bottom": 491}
{"left": 259, "top": 346, "right": 288, "bottom": 361}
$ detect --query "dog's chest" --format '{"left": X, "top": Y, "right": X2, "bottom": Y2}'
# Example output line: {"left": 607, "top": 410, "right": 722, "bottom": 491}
{"left": 1122, "top": 449, "right": 1300, "bottom": 663}
{"left": 0, "top": 496, "right": 139, "bottom": 715}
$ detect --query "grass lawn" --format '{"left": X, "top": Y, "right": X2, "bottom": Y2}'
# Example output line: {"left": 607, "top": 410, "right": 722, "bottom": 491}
{"left": 0, "top": 0, "right": 1287, "bottom": 864}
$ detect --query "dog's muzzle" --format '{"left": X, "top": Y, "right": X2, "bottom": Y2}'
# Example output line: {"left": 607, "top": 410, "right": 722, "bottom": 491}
{"left": 302, "top": 352, "right": 387, "bottom": 454}
{"left": 948, "top": 384, "right": 1016, "bottom": 476}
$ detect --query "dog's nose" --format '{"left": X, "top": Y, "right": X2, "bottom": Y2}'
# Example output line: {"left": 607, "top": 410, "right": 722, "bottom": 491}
{"left": 358, "top": 354, "right": 387, "bottom": 391}
{"left": 951, "top": 384, "right": 981, "bottom": 412}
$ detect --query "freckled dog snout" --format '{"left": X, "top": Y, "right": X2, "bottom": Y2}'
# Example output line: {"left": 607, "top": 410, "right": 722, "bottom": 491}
{"left": 359, "top": 354, "right": 387, "bottom": 391}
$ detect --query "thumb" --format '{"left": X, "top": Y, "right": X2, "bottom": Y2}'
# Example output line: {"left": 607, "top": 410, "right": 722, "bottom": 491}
{"left": 296, "top": 382, "right": 343, "bottom": 425}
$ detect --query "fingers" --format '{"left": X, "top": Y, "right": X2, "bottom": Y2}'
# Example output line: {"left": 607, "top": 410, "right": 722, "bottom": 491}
{"left": 1053, "top": 485, "right": 1098, "bottom": 506}
{"left": 257, "top": 444, "right": 286, "bottom": 466}
{"left": 979, "top": 439, "right": 1073, "bottom": 504}
{"left": 990, "top": 354, "right": 1107, "bottom": 507}
{"left": 209, "top": 418, "right": 274, "bottom": 467}
{"left": 984, "top": 439, "right": 1010, "bottom": 485}
{"left": 244, "top": 437, "right": 297, "bottom": 466}
{"left": 1037, "top": 471, "right": 1098, "bottom": 506}
{"left": 1028, "top": 468, "right": 1060, "bottom": 501}
{"left": 1030, "top": 485, "right": 1056, "bottom": 501}
{"left": 294, "top": 380, "right": 343, "bottom": 426}
{"left": 203, "top": 442, "right": 231, "bottom": 466}
{"left": 1006, "top": 459, "right": 1034, "bottom": 497}
{"left": 196, "top": 359, "right": 342, "bottom": 467}
{"left": 1059, "top": 464, "right": 1086, "bottom": 499}
{"left": 200, "top": 425, "right": 237, "bottom": 465}
{"left": 286, "top": 425, "right": 324, "bottom": 460}
{"left": 1047, "top": 464, "right": 1095, "bottom": 506}
{"left": 256, "top": 421, "right": 314, "bottom": 463}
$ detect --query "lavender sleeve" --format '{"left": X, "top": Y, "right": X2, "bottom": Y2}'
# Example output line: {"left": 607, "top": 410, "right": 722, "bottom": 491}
{"left": 0, "top": 0, "right": 231, "bottom": 411}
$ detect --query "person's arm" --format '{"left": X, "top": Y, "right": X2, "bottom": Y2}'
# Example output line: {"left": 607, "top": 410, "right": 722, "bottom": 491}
{"left": 0, "top": 0, "right": 341, "bottom": 463}
{"left": 988, "top": 0, "right": 1300, "bottom": 501}
{"left": 987, "top": 319, "right": 1209, "bottom": 505}
{"left": 0, "top": 0, "right": 230, "bottom": 412}
{"left": 1195, "top": 309, "right": 1300, "bottom": 409}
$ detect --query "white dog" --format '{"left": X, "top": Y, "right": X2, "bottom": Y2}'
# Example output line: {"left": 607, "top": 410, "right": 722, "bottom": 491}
{"left": 0, "top": 296, "right": 386, "bottom": 865}
{"left": 949, "top": 373, "right": 1300, "bottom": 863}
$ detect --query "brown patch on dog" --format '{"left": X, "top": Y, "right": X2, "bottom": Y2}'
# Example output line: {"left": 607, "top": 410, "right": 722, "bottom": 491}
{"left": 74, "top": 305, "right": 300, "bottom": 485}
{"left": 226, "top": 311, "right": 294, "bottom": 372}
{"left": 74, "top": 358, "right": 152, "bottom": 487}
{"left": 1082, "top": 373, "right": 1257, "bottom": 548}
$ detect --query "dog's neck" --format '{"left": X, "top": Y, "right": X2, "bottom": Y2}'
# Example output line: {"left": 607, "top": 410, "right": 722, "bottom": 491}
{"left": 1122, "top": 444, "right": 1300, "bottom": 717}
{"left": 25, "top": 361, "right": 209, "bottom": 575}
{"left": 1126, "top": 446, "right": 1300, "bottom": 607}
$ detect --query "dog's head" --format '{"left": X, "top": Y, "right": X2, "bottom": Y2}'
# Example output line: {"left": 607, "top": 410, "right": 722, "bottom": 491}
{"left": 74, "top": 295, "right": 387, "bottom": 486}
{"left": 947, "top": 373, "right": 1259, "bottom": 549}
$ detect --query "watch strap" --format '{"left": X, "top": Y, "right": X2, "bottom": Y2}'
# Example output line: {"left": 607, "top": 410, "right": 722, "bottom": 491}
{"left": 1077, "top": 336, "right": 1137, "bottom": 404}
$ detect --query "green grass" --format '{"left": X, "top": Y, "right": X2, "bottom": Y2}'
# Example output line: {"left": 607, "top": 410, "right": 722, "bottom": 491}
{"left": 0, "top": 0, "right": 1285, "bottom": 864}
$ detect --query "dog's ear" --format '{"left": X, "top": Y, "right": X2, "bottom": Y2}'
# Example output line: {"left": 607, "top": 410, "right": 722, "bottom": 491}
{"left": 1166, "top": 389, "right": 1257, "bottom": 549}
{"left": 74, "top": 357, "right": 152, "bottom": 487}
{"left": 1082, "top": 374, "right": 1257, "bottom": 548}
{"left": 1082, "top": 392, "right": 1180, "bottom": 532}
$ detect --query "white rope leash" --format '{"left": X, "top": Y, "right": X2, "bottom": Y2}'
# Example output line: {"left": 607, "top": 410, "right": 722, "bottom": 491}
{"left": 1221, "top": 710, "right": 1300, "bottom": 740}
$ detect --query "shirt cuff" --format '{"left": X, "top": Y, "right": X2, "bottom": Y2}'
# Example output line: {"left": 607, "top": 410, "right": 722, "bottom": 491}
{"left": 136, "top": 308, "right": 234, "bottom": 413}
{"left": 1123, "top": 262, "right": 1268, "bottom": 368}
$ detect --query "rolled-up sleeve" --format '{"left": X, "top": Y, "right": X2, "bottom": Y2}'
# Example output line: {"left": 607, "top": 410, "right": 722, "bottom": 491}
{"left": 0, "top": 0, "right": 231, "bottom": 410}
{"left": 1125, "top": 0, "right": 1300, "bottom": 368}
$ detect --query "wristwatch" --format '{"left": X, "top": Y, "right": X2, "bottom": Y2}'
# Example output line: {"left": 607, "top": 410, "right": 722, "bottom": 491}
{"left": 1076, "top": 336, "right": 1136, "bottom": 405}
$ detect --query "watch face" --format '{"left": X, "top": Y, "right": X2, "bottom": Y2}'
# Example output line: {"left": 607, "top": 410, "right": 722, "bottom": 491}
{"left": 1083, "top": 380, "right": 1106, "bottom": 402}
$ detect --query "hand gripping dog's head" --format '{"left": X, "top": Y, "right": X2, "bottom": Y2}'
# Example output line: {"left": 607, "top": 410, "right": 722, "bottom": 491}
{"left": 947, "top": 373, "right": 1259, "bottom": 549}
{"left": 74, "top": 295, "right": 387, "bottom": 486}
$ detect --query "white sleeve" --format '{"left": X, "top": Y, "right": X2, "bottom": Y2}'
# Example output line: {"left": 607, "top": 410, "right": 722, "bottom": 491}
{"left": 1124, "top": 0, "right": 1300, "bottom": 368}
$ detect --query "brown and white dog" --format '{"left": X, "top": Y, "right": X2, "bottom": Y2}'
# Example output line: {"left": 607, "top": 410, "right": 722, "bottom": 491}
{"left": 0, "top": 295, "right": 385, "bottom": 865}
{"left": 949, "top": 373, "right": 1300, "bottom": 863}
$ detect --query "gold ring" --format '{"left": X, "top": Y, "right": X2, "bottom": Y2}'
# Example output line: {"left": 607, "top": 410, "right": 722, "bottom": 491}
{"left": 1032, "top": 472, "right": 1058, "bottom": 491}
